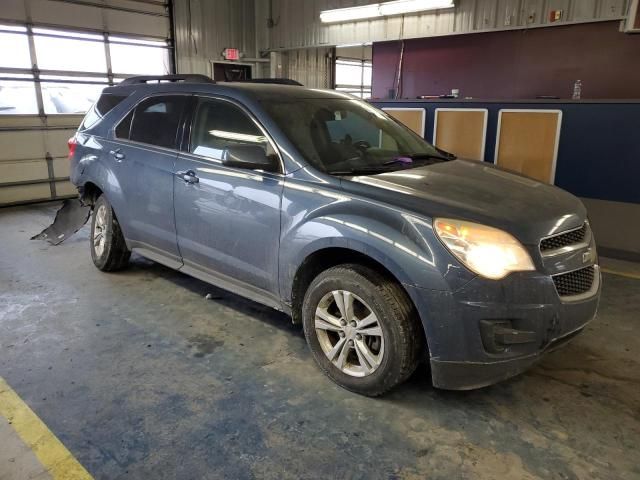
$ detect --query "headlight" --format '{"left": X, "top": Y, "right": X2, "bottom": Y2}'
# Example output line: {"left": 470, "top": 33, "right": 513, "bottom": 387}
{"left": 434, "top": 218, "right": 535, "bottom": 280}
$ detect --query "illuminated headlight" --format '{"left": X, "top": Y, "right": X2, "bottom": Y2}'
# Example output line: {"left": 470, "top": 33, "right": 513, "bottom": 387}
{"left": 434, "top": 218, "right": 535, "bottom": 280}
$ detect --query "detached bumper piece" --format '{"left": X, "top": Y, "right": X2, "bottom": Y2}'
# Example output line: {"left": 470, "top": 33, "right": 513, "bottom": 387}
{"left": 31, "top": 198, "right": 90, "bottom": 245}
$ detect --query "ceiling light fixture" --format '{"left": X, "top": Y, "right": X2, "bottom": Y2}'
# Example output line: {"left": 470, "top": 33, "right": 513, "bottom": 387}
{"left": 320, "top": 0, "right": 455, "bottom": 24}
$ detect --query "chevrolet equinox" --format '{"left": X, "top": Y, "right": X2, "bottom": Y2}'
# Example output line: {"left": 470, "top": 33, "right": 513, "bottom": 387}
{"left": 69, "top": 75, "right": 601, "bottom": 396}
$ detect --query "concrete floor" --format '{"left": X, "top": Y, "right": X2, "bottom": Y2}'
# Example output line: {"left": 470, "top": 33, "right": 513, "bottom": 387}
{"left": 1, "top": 202, "right": 639, "bottom": 480}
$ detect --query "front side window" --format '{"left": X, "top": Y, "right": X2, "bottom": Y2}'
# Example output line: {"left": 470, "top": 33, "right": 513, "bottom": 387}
{"left": 189, "top": 98, "right": 269, "bottom": 161}
{"left": 128, "top": 96, "right": 187, "bottom": 148}
{"left": 262, "top": 97, "right": 446, "bottom": 175}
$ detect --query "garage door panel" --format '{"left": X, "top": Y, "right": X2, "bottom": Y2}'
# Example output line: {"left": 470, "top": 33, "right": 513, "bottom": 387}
{"left": 45, "top": 116, "right": 83, "bottom": 129}
{"left": 52, "top": 157, "right": 70, "bottom": 178}
{"left": 55, "top": 180, "right": 77, "bottom": 197}
{"left": 0, "top": 116, "right": 43, "bottom": 129}
{"left": 30, "top": 0, "right": 104, "bottom": 30}
{"left": 45, "top": 129, "right": 76, "bottom": 158}
{"left": 0, "top": 0, "right": 26, "bottom": 21}
{"left": 0, "top": 183, "right": 51, "bottom": 204}
{"left": 106, "top": 10, "right": 169, "bottom": 38}
{"left": 0, "top": 159, "right": 48, "bottom": 183}
{"left": 1, "top": 2, "right": 170, "bottom": 207}
{"left": 0, "top": 131, "right": 45, "bottom": 161}
{"left": 106, "top": 0, "right": 167, "bottom": 16}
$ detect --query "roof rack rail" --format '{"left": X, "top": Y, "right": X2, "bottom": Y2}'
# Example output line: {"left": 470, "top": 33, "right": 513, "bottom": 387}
{"left": 240, "top": 78, "right": 303, "bottom": 86}
{"left": 119, "top": 74, "right": 215, "bottom": 85}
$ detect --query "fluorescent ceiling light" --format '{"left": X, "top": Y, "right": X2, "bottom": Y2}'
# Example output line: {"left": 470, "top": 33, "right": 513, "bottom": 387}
{"left": 320, "top": 4, "right": 381, "bottom": 23}
{"left": 380, "top": 0, "right": 454, "bottom": 16}
{"left": 320, "top": 0, "right": 454, "bottom": 23}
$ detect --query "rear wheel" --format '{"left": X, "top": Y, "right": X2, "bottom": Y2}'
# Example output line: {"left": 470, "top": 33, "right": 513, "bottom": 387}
{"left": 90, "top": 195, "right": 130, "bottom": 271}
{"left": 302, "top": 264, "right": 423, "bottom": 396}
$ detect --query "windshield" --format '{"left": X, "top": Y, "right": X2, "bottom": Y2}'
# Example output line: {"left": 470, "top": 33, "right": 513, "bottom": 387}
{"left": 261, "top": 97, "right": 450, "bottom": 175}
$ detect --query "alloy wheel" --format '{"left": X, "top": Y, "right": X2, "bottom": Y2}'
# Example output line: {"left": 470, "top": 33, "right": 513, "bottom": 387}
{"left": 314, "top": 290, "right": 385, "bottom": 377}
{"left": 93, "top": 204, "right": 108, "bottom": 257}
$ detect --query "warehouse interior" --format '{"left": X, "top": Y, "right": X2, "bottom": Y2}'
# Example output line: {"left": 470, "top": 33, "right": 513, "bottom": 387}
{"left": 1, "top": 0, "right": 639, "bottom": 479}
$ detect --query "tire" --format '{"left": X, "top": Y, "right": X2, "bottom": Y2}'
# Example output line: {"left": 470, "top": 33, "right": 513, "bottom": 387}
{"left": 302, "top": 264, "right": 423, "bottom": 396}
{"left": 90, "top": 195, "right": 130, "bottom": 271}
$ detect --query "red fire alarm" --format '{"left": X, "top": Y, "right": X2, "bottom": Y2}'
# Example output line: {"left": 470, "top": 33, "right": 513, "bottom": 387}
{"left": 222, "top": 48, "right": 240, "bottom": 61}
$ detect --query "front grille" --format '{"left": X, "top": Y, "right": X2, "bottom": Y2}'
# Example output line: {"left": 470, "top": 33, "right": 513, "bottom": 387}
{"left": 540, "top": 223, "right": 588, "bottom": 252}
{"left": 552, "top": 266, "right": 595, "bottom": 297}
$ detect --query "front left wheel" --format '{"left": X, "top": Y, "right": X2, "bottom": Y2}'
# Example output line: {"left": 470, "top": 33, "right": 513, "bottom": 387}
{"left": 302, "top": 264, "right": 424, "bottom": 396}
{"left": 90, "top": 195, "right": 130, "bottom": 271}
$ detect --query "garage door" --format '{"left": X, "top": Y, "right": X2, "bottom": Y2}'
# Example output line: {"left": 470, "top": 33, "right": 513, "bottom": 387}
{"left": 0, "top": 0, "right": 173, "bottom": 206}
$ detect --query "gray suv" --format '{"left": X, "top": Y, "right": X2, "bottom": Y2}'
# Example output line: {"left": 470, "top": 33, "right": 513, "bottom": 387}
{"left": 70, "top": 75, "right": 601, "bottom": 396}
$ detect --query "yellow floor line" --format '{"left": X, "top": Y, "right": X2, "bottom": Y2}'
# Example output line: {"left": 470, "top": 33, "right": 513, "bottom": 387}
{"left": 601, "top": 268, "right": 640, "bottom": 280}
{"left": 0, "top": 377, "right": 93, "bottom": 480}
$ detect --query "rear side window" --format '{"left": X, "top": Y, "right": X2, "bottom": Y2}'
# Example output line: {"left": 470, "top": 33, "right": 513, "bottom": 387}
{"left": 126, "top": 95, "right": 187, "bottom": 149}
{"left": 115, "top": 110, "right": 133, "bottom": 139}
{"left": 80, "top": 93, "right": 128, "bottom": 130}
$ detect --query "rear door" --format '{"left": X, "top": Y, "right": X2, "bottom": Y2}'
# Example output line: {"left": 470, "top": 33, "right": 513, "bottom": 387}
{"left": 173, "top": 96, "right": 284, "bottom": 299}
{"left": 106, "top": 94, "right": 189, "bottom": 266}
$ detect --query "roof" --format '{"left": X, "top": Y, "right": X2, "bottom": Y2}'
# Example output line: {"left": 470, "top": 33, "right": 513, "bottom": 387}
{"left": 103, "top": 79, "right": 353, "bottom": 102}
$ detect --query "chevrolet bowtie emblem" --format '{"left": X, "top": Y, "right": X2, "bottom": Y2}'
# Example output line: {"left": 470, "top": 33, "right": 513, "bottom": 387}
{"left": 583, "top": 250, "right": 592, "bottom": 263}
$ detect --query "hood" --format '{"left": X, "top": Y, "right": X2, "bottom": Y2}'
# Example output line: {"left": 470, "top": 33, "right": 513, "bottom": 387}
{"left": 342, "top": 159, "right": 586, "bottom": 245}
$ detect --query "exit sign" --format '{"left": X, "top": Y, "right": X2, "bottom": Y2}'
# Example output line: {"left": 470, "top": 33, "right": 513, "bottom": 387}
{"left": 223, "top": 48, "right": 240, "bottom": 61}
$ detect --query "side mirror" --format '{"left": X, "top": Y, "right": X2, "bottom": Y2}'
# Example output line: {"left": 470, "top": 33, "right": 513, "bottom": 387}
{"left": 222, "top": 145, "right": 277, "bottom": 172}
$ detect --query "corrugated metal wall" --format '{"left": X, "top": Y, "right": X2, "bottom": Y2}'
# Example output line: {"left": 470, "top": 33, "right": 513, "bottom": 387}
{"left": 258, "top": 0, "right": 629, "bottom": 50}
{"left": 271, "top": 47, "right": 335, "bottom": 88}
{"left": 173, "top": 0, "right": 259, "bottom": 76}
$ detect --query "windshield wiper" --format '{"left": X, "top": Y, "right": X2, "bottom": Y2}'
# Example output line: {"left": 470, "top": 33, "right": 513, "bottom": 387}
{"left": 327, "top": 166, "right": 399, "bottom": 176}
{"left": 383, "top": 153, "right": 452, "bottom": 166}
{"left": 328, "top": 152, "right": 456, "bottom": 176}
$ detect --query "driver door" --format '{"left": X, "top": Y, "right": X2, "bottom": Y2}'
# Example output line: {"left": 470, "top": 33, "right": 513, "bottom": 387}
{"left": 173, "top": 96, "right": 284, "bottom": 299}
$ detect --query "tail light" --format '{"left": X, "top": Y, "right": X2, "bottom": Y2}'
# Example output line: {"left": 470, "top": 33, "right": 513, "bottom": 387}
{"left": 68, "top": 136, "right": 78, "bottom": 159}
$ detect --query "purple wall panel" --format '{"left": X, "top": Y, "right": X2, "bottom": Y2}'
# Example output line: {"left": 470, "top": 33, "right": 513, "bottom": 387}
{"left": 372, "top": 22, "right": 640, "bottom": 100}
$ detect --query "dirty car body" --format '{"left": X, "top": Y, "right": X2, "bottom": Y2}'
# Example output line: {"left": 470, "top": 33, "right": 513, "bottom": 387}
{"left": 69, "top": 77, "right": 601, "bottom": 392}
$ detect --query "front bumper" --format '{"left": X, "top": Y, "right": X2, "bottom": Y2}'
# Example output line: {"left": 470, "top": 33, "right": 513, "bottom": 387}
{"left": 405, "top": 266, "right": 601, "bottom": 390}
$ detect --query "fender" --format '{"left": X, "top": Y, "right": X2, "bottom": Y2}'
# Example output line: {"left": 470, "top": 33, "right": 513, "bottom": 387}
{"left": 72, "top": 135, "right": 133, "bottom": 242}
{"left": 279, "top": 212, "right": 470, "bottom": 303}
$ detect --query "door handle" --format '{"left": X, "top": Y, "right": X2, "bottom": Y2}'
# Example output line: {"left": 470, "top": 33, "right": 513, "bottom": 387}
{"left": 176, "top": 170, "right": 199, "bottom": 184}
{"left": 109, "top": 149, "right": 125, "bottom": 161}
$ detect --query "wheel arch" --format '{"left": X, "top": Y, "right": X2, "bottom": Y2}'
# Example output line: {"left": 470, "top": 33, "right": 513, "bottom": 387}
{"left": 79, "top": 181, "right": 103, "bottom": 207}
{"left": 289, "top": 246, "right": 413, "bottom": 322}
